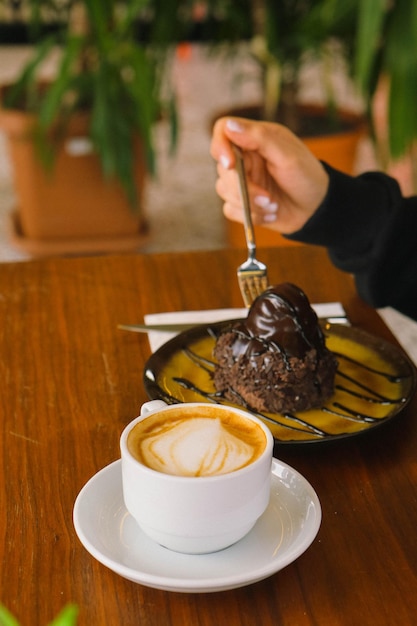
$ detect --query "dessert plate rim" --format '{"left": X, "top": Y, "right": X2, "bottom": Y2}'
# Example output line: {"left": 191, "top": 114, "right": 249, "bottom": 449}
{"left": 143, "top": 321, "right": 416, "bottom": 446}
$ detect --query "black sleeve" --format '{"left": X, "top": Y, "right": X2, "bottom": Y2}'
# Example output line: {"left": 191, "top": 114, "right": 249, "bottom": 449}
{"left": 285, "top": 163, "right": 417, "bottom": 321}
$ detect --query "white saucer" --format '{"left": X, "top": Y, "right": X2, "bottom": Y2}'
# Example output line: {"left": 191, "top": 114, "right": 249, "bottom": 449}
{"left": 73, "top": 458, "right": 321, "bottom": 593}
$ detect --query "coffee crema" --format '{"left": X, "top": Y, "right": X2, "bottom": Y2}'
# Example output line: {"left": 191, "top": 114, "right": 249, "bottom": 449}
{"left": 127, "top": 406, "right": 266, "bottom": 477}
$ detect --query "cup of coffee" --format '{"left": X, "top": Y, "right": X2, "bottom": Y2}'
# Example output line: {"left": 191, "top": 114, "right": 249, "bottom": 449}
{"left": 120, "top": 400, "right": 273, "bottom": 554}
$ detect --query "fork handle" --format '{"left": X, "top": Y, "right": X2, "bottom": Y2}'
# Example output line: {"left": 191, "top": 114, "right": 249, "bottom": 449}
{"left": 232, "top": 144, "right": 256, "bottom": 257}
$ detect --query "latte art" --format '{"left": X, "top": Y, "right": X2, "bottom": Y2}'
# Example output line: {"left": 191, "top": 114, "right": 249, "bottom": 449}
{"left": 140, "top": 417, "right": 254, "bottom": 476}
{"left": 128, "top": 407, "right": 266, "bottom": 477}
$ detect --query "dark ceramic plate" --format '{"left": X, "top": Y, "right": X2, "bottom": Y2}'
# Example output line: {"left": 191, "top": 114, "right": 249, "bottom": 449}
{"left": 143, "top": 321, "right": 416, "bottom": 445}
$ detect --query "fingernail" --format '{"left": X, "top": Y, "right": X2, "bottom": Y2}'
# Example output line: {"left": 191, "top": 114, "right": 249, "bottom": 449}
{"left": 255, "top": 196, "right": 278, "bottom": 213}
{"left": 226, "top": 119, "right": 244, "bottom": 133}
{"left": 220, "top": 154, "right": 230, "bottom": 169}
{"left": 263, "top": 213, "right": 278, "bottom": 223}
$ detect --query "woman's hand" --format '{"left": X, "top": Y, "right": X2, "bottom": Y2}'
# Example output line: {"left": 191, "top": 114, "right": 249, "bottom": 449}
{"left": 210, "top": 117, "right": 330, "bottom": 235}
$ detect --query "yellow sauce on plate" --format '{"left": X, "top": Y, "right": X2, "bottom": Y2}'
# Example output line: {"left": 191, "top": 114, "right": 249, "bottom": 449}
{"left": 144, "top": 323, "right": 416, "bottom": 444}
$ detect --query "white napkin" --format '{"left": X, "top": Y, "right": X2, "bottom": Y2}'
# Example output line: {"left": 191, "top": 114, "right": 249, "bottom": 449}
{"left": 145, "top": 302, "right": 347, "bottom": 352}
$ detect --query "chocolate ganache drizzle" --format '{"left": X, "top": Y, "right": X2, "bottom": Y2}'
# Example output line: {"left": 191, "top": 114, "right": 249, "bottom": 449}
{"left": 231, "top": 283, "right": 327, "bottom": 360}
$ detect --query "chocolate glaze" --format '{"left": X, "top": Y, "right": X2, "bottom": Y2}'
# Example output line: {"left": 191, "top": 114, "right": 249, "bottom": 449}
{"left": 230, "top": 283, "right": 326, "bottom": 360}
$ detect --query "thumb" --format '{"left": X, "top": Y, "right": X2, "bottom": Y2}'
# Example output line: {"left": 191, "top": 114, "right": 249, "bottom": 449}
{"left": 219, "top": 117, "right": 294, "bottom": 171}
{"left": 211, "top": 116, "right": 263, "bottom": 169}
{"left": 222, "top": 117, "right": 263, "bottom": 164}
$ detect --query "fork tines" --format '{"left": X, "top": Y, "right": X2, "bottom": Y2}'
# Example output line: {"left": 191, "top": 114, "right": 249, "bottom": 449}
{"left": 237, "top": 257, "right": 269, "bottom": 308}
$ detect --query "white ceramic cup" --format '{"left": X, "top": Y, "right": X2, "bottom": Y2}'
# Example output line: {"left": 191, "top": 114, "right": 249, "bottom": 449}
{"left": 120, "top": 400, "right": 273, "bottom": 554}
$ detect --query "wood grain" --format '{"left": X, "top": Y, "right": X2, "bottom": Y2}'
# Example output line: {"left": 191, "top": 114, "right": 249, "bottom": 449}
{"left": 0, "top": 247, "right": 416, "bottom": 625}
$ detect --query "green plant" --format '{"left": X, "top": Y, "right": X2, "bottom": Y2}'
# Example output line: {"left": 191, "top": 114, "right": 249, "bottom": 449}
{"left": 0, "top": 603, "right": 78, "bottom": 626}
{"left": 354, "top": 0, "right": 417, "bottom": 179}
{"left": 206, "top": 0, "right": 360, "bottom": 134}
{"left": 2, "top": 0, "right": 182, "bottom": 210}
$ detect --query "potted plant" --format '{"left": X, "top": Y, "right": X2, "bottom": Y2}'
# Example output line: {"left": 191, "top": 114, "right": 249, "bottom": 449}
{"left": 0, "top": 602, "right": 78, "bottom": 625}
{"left": 205, "top": 0, "right": 365, "bottom": 247}
{"left": 209, "top": 0, "right": 365, "bottom": 159}
{"left": 354, "top": 0, "right": 417, "bottom": 193}
{"left": 0, "top": 0, "right": 180, "bottom": 255}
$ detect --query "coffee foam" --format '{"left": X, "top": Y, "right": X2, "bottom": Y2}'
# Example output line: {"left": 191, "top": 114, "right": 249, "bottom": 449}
{"left": 127, "top": 406, "right": 266, "bottom": 477}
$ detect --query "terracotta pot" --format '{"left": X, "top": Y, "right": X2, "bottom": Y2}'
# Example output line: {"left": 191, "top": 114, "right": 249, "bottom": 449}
{"left": 0, "top": 100, "right": 149, "bottom": 256}
{"left": 215, "top": 104, "right": 366, "bottom": 249}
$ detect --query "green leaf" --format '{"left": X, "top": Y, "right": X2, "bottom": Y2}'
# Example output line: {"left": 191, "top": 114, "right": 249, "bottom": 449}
{"left": 84, "top": 0, "right": 111, "bottom": 44}
{"left": 354, "top": 0, "right": 387, "bottom": 93}
{"left": 0, "top": 603, "right": 78, "bottom": 626}
{"left": 38, "top": 35, "right": 85, "bottom": 129}
{"left": 384, "top": 0, "right": 417, "bottom": 156}
{"left": 115, "top": 0, "right": 154, "bottom": 39}
{"left": 48, "top": 603, "right": 78, "bottom": 626}
{"left": 89, "top": 60, "right": 139, "bottom": 207}
{"left": 388, "top": 66, "right": 417, "bottom": 158}
{"left": 0, "top": 604, "right": 20, "bottom": 626}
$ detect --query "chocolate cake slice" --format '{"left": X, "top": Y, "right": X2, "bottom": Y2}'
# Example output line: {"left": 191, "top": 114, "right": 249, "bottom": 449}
{"left": 213, "top": 283, "right": 338, "bottom": 413}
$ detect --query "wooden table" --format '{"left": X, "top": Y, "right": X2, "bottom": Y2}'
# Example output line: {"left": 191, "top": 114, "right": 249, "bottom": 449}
{"left": 1, "top": 246, "right": 416, "bottom": 625}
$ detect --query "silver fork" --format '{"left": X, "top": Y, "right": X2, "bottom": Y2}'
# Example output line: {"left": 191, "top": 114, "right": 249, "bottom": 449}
{"left": 233, "top": 144, "right": 269, "bottom": 307}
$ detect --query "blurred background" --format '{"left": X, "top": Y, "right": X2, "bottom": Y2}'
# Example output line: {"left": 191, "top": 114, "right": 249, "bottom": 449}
{"left": 0, "top": 0, "right": 416, "bottom": 359}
